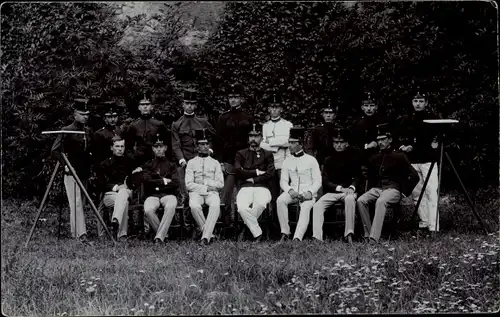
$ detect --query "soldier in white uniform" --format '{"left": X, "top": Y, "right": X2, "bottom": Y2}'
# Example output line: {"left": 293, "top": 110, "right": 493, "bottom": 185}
{"left": 277, "top": 127, "right": 322, "bottom": 242}
{"left": 259, "top": 93, "right": 293, "bottom": 214}
{"left": 185, "top": 129, "right": 224, "bottom": 245}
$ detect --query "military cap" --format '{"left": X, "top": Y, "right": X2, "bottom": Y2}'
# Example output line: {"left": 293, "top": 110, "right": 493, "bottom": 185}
{"left": 289, "top": 127, "right": 305, "bottom": 141}
{"left": 183, "top": 88, "right": 198, "bottom": 102}
{"left": 153, "top": 132, "right": 167, "bottom": 146}
{"left": 248, "top": 122, "right": 263, "bottom": 136}
{"left": 376, "top": 123, "right": 392, "bottom": 140}
{"left": 228, "top": 82, "right": 244, "bottom": 96}
{"left": 102, "top": 101, "right": 119, "bottom": 116}
{"left": 139, "top": 93, "right": 152, "bottom": 106}
{"left": 332, "top": 127, "right": 348, "bottom": 141}
{"left": 74, "top": 96, "right": 90, "bottom": 114}
{"left": 361, "top": 92, "right": 376, "bottom": 105}
{"left": 413, "top": 91, "right": 427, "bottom": 100}
{"left": 194, "top": 128, "right": 209, "bottom": 142}
{"left": 267, "top": 93, "right": 282, "bottom": 107}
{"left": 322, "top": 100, "right": 335, "bottom": 113}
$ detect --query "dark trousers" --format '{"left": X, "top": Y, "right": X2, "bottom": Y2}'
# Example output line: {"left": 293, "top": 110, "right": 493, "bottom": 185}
{"left": 220, "top": 162, "right": 237, "bottom": 224}
{"left": 176, "top": 165, "right": 193, "bottom": 226}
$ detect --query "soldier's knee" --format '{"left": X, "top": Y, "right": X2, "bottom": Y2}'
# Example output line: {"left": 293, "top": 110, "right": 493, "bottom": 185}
{"left": 345, "top": 194, "right": 356, "bottom": 204}
{"left": 144, "top": 206, "right": 156, "bottom": 216}
{"left": 375, "top": 198, "right": 387, "bottom": 209}
{"left": 276, "top": 195, "right": 287, "bottom": 205}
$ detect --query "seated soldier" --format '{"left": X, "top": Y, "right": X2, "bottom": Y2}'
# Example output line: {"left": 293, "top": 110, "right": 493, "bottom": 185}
{"left": 97, "top": 136, "right": 139, "bottom": 240}
{"left": 312, "top": 127, "right": 362, "bottom": 244}
{"left": 277, "top": 127, "right": 322, "bottom": 242}
{"left": 140, "top": 133, "right": 179, "bottom": 244}
{"left": 234, "top": 123, "right": 275, "bottom": 242}
{"left": 357, "top": 123, "right": 419, "bottom": 244}
{"left": 185, "top": 129, "right": 224, "bottom": 245}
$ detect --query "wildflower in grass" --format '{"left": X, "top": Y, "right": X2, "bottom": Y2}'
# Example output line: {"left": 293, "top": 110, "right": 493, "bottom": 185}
{"left": 185, "top": 274, "right": 191, "bottom": 278}
{"left": 223, "top": 272, "right": 229, "bottom": 276}
{"left": 139, "top": 270, "right": 145, "bottom": 273}
{"left": 131, "top": 308, "right": 136, "bottom": 312}
{"left": 144, "top": 303, "right": 149, "bottom": 307}
{"left": 86, "top": 285, "right": 96, "bottom": 293}
{"left": 197, "top": 269, "right": 204, "bottom": 274}
{"left": 189, "top": 284, "right": 198, "bottom": 288}
{"left": 148, "top": 305, "right": 155, "bottom": 310}
{"left": 160, "top": 299, "right": 164, "bottom": 303}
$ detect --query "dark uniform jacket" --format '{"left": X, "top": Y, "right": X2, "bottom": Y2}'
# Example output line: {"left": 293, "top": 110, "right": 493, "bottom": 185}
{"left": 171, "top": 114, "right": 216, "bottom": 163}
{"left": 92, "top": 125, "right": 123, "bottom": 166}
{"left": 124, "top": 114, "right": 169, "bottom": 165}
{"left": 141, "top": 156, "right": 179, "bottom": 198}
{"left": 51, "top": 121, "right": 93, "bottom": 179}
{"left": 366, "top": 147, "right": 419, "bottom": 197}
{"left": 322, "top": 146, "right": 363, "bottom": 194}
{"left": 97, "top": 154, "right": 138, "bottom": 193}
{"left": 214, "top": 107, "right": 253, "bottom": 164}
{"left": 351, "top": 114, "right": 385, "bottom": 163}
{"left": 396, "top": 110, "right": 439, "bottom": 164}
{"left": 234, "top": 148, "right": 275, "bottom": 190}
{"left": 308, "top": 122, "right": 337, "bottom": 167}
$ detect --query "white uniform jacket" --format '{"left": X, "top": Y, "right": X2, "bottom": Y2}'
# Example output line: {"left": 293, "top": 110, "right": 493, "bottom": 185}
{"left": 260, "top": 118, "right": 293, "bottom": 170}
{"left": 280, "top": 152, "right": 322, "bottom": 197}
{"left": 185, "top": 155, "right": 224, "bottom": 196}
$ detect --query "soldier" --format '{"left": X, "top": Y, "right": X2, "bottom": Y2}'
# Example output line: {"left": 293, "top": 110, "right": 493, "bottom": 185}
{"left": 214, "top": 83, "right": 254, "bottom": 225}
{"left": 234, "top": 123, "right": 275, "bottom": 242}
{"left": 259, "top": 93, "right": 293, "bottom": 215}
{"left": 351, "top": 92, "right": 385, "bottom": 173}
{"left": 396, "top": 91, "right": 440, "bottom": 233}
{"left": 50, "top": 97, "right": 94, "bottom": 243}
{"left": 185, "top": 129, "right": 224, "bottom": 245}
{"left": 356, "top": 123, "right": 419, "bottom": 244}
{"left": 171, "top": 88, "right": 216, "bottom": 230}
{"left": 312, "top": 127, "right": 362, "bottom": 244}
{"left": 307, "top": 101, "right": 338, "bottom": 168}
{"left": 277, "top": 127, "right": 322, "bottom": 242}
{"left": 96, "top": 136, "right": 139, "bottom": 240}
{"left": 124, "top": 93, "right": 169, "bottom": 166}
{"left": 140, "top": 133, "right": 180, "bottom": 244}
{"left": 92, "top": 101, "right": 123, "bottom": 166}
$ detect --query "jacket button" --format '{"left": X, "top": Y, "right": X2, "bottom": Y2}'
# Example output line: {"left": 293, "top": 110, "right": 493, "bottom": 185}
{"left": 155, "top": 187, "right": 159, "bottom": 191}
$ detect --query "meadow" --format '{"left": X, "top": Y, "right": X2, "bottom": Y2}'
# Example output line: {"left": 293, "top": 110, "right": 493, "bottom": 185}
{"left": 1, "top": 194, "right": 499, "bottom": 316}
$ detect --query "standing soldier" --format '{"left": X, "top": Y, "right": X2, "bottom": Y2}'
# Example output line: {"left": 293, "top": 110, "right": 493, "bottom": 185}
{"left": 214, "top": 83, "right": 254, "bottom": 226}
{"left": 307, "top": 101, "right": 338, "bottom": 168}
{"left": 171, "top": 88, "right": 216, "bottom": 231}
{"left": 277, "top": 127, "right": 322, "bottom": 242}
{"left": 396, "top": 91, "right": 440, "bottom": 234}
{"left": 260, "top": 93, "right": 293, "bottom": 215}
{"left": 50, "top": 97, "right": 94, "bottom": 243}
{"left": 185, "top": 129, "right": 224, "bottom": 245}
{"left": 234, "top": 123, "right": 275, "bottom": 242}
{"left": 92, "top": 101, "right": 123, "bottom": 166}
{"left": 124, "top": 92, "right": 169, "bottom": 166}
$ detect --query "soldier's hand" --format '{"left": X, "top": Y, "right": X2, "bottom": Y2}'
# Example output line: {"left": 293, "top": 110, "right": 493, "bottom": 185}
{"left": 288, "top": 189, "right": 299, "bottom": 199}
{"left": 347, "top": 187, "right": 355, "bottom": 195}
{"left": 245, "top": 178, "right": 254, "bottom": 183}
{"left": 179, "top": 158, "right": 187, "bottom": 167}
{"left": 220, "top": 163, "right": 226, "bottom": 173}
{"left": 163, "top": 178, "right": 171, "bottom": 185}
{"left": 207, "top": 185, "right": 218, "bottom": 192}
{"left": 302, "top": 191, "right": 313, "bottom": 201}
{"left": 431, "top": 141, "right": 439, "bottom": 149}
{"left": 365, "top": 141, "right": 378, "bottom": 149}
{"left": 64, "top": 165, "right": 69, "bottom": 173}
{"left": 132, "top": 167, "right": 142, "bottom": 174}
{"left": 117, "top": 184, "right": 128, "bottom": 191}
{"left": 256, "top": 169, "right": 265, "bottom": 176}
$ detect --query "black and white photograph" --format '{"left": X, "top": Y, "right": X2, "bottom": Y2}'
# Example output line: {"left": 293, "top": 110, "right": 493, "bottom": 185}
{"left": 1, "top": 1, "right": 499, "bottom": 315}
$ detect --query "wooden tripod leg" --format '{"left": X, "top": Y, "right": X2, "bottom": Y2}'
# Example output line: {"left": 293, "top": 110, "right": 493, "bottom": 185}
{"left": 445, "top": 152, "right": 488, "bottom": 234}
{"left": 25, "top": 161, "right": 60, "bottom": 247}
{"left": 434, "top": 142, "right": 445, "bottom": 232}
{"left": 61, "top": 153, "right": 117, "bottom": 243}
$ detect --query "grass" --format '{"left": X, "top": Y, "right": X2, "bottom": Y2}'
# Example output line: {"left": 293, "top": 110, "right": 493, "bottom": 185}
{"left": 1, "top": 194, "right": 499, "bottom": 315}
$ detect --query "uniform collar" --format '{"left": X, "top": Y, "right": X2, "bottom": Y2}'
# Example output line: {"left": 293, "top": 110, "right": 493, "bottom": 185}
{"left": 293, "top": 150, "right": 304, "bottom": 157}
{"left": 198, "top": 153, "right": 209, "bottom": 157}
{"left": 230, "top": 106, "right": 241, "bottom": 111}
{"left": 154, "top": 155, "right": 167, "bottom": 161}
{"left": 140, "top": 113, "right": 153, "bottom": 120}
{"left": 184, "top": 112, "right": 195, "bottom": 117}
{"left": 249, "top": 146, "right": 261, "bottom": 152}
{"left": 271, "top": 116, "right": 281, "bottom": 122}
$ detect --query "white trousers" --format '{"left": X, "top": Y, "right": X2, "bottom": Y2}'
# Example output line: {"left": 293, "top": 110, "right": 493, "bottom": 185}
{"left": 102, "top": 188, "right": 132, "bottom": 238}
{"left": 144, "top": 195, "right": 178, "bottom": 242}
{"left": 312, "top": 192, "right": 357, "bottom": 241}
{"left": 277, "top": 192, "right": 316, "bottom": 241}
{"left": 236, "top": 187, "right": 272, "bottom": 238}
{"left": 412, "top": 162, "right": 439, "bottom": 231}
{"left": 189, "top": 192, "right": 220, "bottom": 241}
{"left": 63, "top": 175, "right": 87, "bottom": 238}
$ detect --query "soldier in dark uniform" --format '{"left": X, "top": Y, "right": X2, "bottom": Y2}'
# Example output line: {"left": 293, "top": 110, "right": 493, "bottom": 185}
{"left": 50, "top": 97, "right": 94, "bottom": 243}
{"left": 356, "top": 123, "right": 419, "bottom": 244}
{"left": 234, "top": 123, "right": 275, "bottom": 242}
{"left": 396, "top": 91, "right": 440, "bottom": 233}
{"left": 124, "top": 93, "right": 169, "bottom": 166}
{"left": 307, "top": 101, "right": 339, "bottom": 168}
{"left": 140, "top": 132, "right": 180, "bottom": 244}
{"left": 171, "top": 88, "right": 216, "bottom": 229}
{"left": 92, "top": 101, "right": 123, "bottom": 166}
{"left": 214, "top": 83, "right": 254, "bottom": 225}
{"left": 96, "top": 135, "right": 139, "bottom": 240}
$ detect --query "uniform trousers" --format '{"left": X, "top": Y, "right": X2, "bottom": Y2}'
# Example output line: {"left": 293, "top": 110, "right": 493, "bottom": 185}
{"left": 276, "top": 192, "right": 316, "bottom": 241}
{"left": 102, "top": 188, "right": 132, "bottom": 238}
{"left": 144, "top": 195, "right": 178, "bottom": 242}
{"left": 312, "top": 192, "right": 357, "bottom": 241}
{"left": 236, "top": 187, "right": 272, "bottom": 238}
{"left": 270, "top": 169, "right": 282, "bottom": 211}
{"left": 189, "top": 192, "right": 220, "bottom": 241}
{"left": 220, "top": 163, "right": 237, "bottom": 221}
{"left": 412, "top": 162, "right": 439, "bottom": 231}
{"left": 63, "top": 175, "right": 87, "bottom": 239}
{"left": 357, "top": 187, "right": 401, "bottom": 241}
